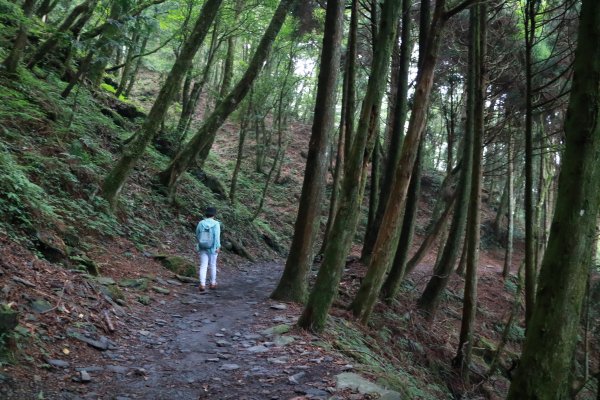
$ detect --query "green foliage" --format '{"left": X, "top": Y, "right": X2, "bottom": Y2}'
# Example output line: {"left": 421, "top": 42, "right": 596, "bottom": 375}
{"left": 0, "top": 149, "right": 56, "bottom": 230}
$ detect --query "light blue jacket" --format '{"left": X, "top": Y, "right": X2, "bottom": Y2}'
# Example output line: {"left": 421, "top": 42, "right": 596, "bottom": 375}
{"left": 196, "top": 218, "right": 221, "bottom": 254}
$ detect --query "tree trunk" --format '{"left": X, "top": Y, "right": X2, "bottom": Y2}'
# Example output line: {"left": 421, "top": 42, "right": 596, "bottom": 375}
{"left": 158, "top": 0, "right": 296, "bottom": 193}
{"left": 230, "top": 95, "right": 253, "bottom": 204}
{"left": 124, "top": 35, "right": 148, "bottom": 97}
{"left": 360, "top": 0, "right": 414, "bottom": 262}
{"left": 507, "top": 1, "right": 600, "bottom": 396}
{"left": 3, "top": 0, "right": 37, "bottom": 74}
{"left": 417, "top": 4, "right": 475, "bottom": 319}
{"left": 454, "top": 3, "right": 485, "bottom": 378}
{"left": 115, "top": 28, "right": 141, "bottom": 97}
{"left": 87, "top": 0, "right": 128, "bottom": 86}
{"left": 319, "top": 0, "right": 359, "bottom": 255}
{"left": 502, "top": 139, "right": 514, "bottom": 278}
{"left": 27, "top": 0, "right": 98, "bottom": 70}
{"left": 348, "top": 1, "right": 451, "bottom": 324}
{"left": 174, "top": 22, "right": 221, "bottom": 144}
{"left": 297, "top": 0, "right": 402, "bottom": 331}
{"left": 101, "top": 0, "right": 223, "bottom": 209}
{"left": 379, "top": 141, "right": 423, "bottom": 301}
{"left": 523, "top": 0, "right": 537, "bottom": 327}
{"left": 270, "top": 0, "right": 343, "bottom": 303}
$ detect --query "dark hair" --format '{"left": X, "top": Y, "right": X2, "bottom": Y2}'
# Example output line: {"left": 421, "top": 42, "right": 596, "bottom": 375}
{"left": 205, "top": 207, "right": 217, "bottom": 218}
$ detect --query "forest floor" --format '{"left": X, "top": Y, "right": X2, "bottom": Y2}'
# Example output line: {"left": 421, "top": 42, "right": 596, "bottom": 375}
{"left": 0, "top": 231, "right": 402, "bottom": 400}
{"left": 0, "top": 217, "right": 532, "bottom": 400}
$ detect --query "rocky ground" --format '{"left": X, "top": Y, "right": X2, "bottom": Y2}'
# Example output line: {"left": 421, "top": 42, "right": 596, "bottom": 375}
{"left": 0, "top": 242, "right": 401, "bottom": 400}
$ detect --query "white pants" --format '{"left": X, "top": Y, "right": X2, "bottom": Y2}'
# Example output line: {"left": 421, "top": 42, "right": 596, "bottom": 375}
{"left": 198, "top": 252, "right": 218, "bottom": 286}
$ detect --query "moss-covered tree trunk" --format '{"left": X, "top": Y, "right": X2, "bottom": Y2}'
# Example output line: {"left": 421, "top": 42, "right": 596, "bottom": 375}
{"left": 502, "top": 139, "right": 514, "bottom": 278}
{"left": 454, "top": 2, "right": 485, "bottom": 377}
{"left": 319, "top": 0, "right": 358, "bottom": 256}
{"left": 87, "top": 0, "right": 129, "bottom": 85}
{"left": 380, "top": 142, "right": 423, "bottom": 301}
{"left": 115, "top": 27, "right": 141, "bottom": 97}
{"left": 348, "top": 1, "right": 452, "bottom": 323}
{"left": 124, "top": 35, "right": 148, "bottom": 97}
{"left": 361, "top": 0, "right": 415, "bottom": 262}
{"left": 270, "top": 0, "right": 344, "bottom": 302}
{"left": 417, "top": 1, "right": 476, "bottom": 318}
{"left": 523, "top": 0, "right": 537, "bottom": 327}
{"left": 3, "top": 0, "right": 37, "bottom": 74}
{"left": 297, "top": 0, "right": 402, "bottom": 332}
{"left": 27, "top": 0, "right": 99, "bottom": 70}
{"left": 158, "top": 0, "right": 296, "bottom": 193}
{"left": 101, "top": 0, "right": 223, "bottom": 209}
{"left": 507, "top": 1, "right": 600, "bottom": 396}
{"left": 174, "top": 22, "right": 221, "bottom": 145}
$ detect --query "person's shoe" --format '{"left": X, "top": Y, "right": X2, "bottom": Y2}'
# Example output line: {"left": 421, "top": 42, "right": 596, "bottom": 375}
{"left": 199, "top": 285, "right": 206, "bottom": 292}
{"left": 209, "top": 284, "right": 217, "bottom": 290}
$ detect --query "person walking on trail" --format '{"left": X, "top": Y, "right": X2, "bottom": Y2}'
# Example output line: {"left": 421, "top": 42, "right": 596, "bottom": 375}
{"left": 196, "top": 206, "right": 221, "bottom": 291}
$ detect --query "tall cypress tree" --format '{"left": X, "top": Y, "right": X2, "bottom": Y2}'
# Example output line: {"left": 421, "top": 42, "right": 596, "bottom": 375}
{"left": 271, "top": 0, "right": 345, "bottom": 303}
{"left": 508, "top": 0, "right": 600, "bottom": 397}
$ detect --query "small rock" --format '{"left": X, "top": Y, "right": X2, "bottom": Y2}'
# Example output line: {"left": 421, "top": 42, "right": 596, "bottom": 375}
{"left": 79, "top": 370, "right": 91, "bottom": 383}
{"left": 166, "top": 279, "right": 182, "bottom": 286}
{"left": 341, "top": 364, "right": 353, "bottom": 371}
{"left": 75, "top": 366, "right": 104, "bottom": 373}
{"left": 262, "top": 324, "right": 291, "bottom": 336}
{"left": 274, "top": 335, "right": 295, "bottom": 347}
{"left": 270, "top": 304, "right": 287, "bottom": 310}
{"left": 95, "top": 276, "right": 116, "bottom": 286}
{"left": 288, "top": 372, "right": 306, "bottom": 385}
{"left": 155, "top": 319, "right": 167, "bottom": 326}
{"left": 304, "top": 388, "right": 329, "bottom": 398}
{"left": 206, "top": 358, "right": 220, "bottom": 362}
{"left": 30, "top": 299, "right": 53, "bottom": 313}
{"left": 219, "top": 364, "right": 240, "bottom": 371}
{"left": 139, "top": 330, "right": 151, "bottom": 336}
{"left": 243, "top": 333, "right": 262, "bottom": 340}
{"left": 215, "top": 333, "right": 225, "bottom": 337}
{"left": 152, "top": 286, "right": 170, "bottom": 295}
{"left": 268, "top": 356, "right": 289, "bottom": 364}
{"left": 106, "top": 365, "right": 129, "bottom": 374}
{"left": 47, "top": 359, "right": 69, "bottom": 368}
{"left": 155, "top": 277, "right": 169, "bottom": 286}
{"left": 216, "top": 340, "right": 232, "bottom": 347}
{"left": 247, "top": 345, "right": 269, "bottom": 353}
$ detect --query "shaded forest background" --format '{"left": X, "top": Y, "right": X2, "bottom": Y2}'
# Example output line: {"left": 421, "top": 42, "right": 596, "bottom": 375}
{"left": 1, "top": 0, "right": 600, "bottom": 399}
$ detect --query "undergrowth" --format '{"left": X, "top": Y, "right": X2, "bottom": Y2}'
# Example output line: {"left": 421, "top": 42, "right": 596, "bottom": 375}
{"left": 325, "top": 316, "right": 452, "bottom": 400}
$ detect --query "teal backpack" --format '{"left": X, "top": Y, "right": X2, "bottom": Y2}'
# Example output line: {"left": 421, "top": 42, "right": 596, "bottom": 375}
{"left": 197, "top": 223, "right": 214, "bottom": 250}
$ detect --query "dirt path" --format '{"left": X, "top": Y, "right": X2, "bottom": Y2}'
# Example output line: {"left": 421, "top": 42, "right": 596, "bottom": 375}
{"left": 55, "top": 263, "right": 346, "bottom": 400}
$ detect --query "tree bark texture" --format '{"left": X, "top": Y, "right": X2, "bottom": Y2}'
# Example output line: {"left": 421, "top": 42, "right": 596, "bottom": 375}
{"left": 523, "top": 0, "right": 536, "bottom": 327}
{"left": 508, "top": 1, "right": 600, "bottom": 397}
{"left": 297, "top": 0, "right": 402, "bottom": 332}
{"left": 417, "top": 4, "right": 475, "bottom": 318}
{"left": 361, "top": 0, "right": 414, "bottom": 261}
{"left": 320, "top": 0, "right": 359, "bottom": 255}
{"left": 454, "top": 2, "right": 485, "bottom": 377}
{"left": 271, "top": 0, "right": 344, "bottom": 303}
{"left": 348, "top": 1, "right": 449, "bottom": 323}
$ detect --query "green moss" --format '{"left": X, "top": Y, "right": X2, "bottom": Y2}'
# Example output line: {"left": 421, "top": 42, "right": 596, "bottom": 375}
{"left": 155, "top": 255, "right": 196, "bottom": 277}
